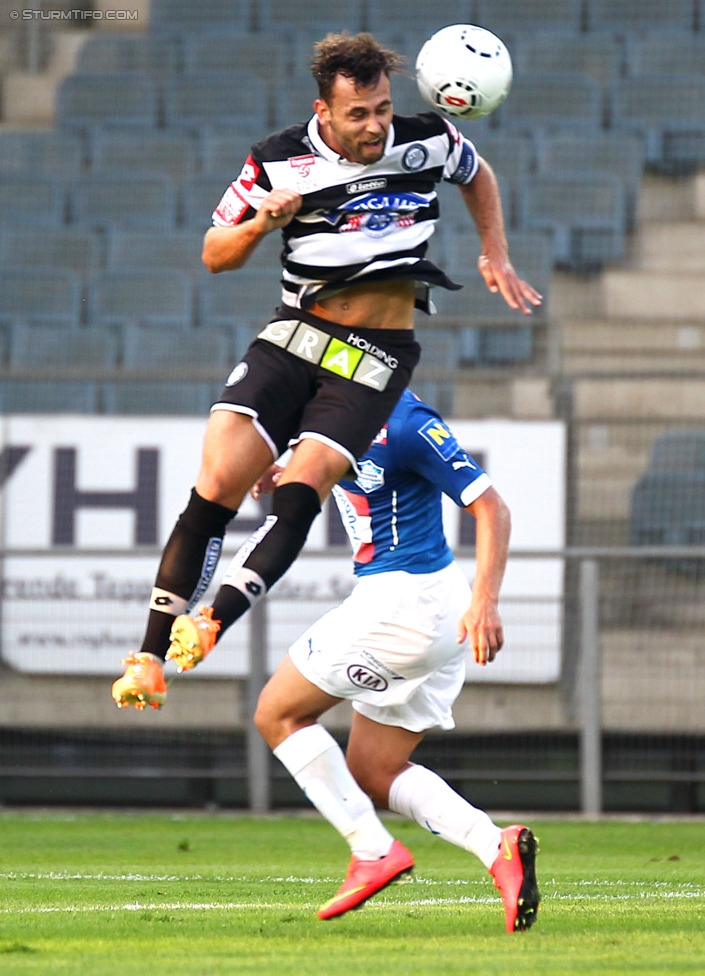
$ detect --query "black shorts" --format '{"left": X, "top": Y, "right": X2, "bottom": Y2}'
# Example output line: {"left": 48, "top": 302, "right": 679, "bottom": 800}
{"left": 212, "top": 306, "right": 421, "bottom": 469}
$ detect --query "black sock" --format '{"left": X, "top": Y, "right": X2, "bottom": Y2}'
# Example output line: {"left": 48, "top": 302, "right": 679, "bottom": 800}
{"left": 211, "top": 482, "right": 321, "bottom": 634}
{"left": 140, "top": 488, "right": 236, "bottom": 658}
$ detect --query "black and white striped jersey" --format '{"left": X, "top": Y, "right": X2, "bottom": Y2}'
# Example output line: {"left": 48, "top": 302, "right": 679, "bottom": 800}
{"left": 211, "top": 111, "right": 479, "bottom": 314}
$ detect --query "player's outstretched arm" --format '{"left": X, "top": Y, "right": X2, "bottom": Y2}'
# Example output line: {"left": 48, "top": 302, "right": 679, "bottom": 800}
{"left": 458, "top": 157, "right": 543, "bottom": 315}
{"left": 202, "top": 188, "right": 303, "bottom": 273}
{"left": 457, "top": 485, "right": 511, "bottom": 666}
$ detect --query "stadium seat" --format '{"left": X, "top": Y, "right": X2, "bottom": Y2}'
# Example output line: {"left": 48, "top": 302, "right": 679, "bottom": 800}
{"left": 70, "top": 173, "right": 177, "bottom": 231}
{"left": 630, "top": 471, "right": 705, "bottom": 575}
{"left": 0, "top": 174, "right": 66, "bottom": 227}
{"left": 149, "top": 0, "right": 251, "bottom": 34}
{"left": 121, "top": 324, "right": 231, "bottom": 376}
{"left": 625, "top": 32, "right": 705, "bottom": 79}
{"left": 512, "top": 30, "right": 624, "bottom": 91}
{"left": 87, "top": 270, "right": 194, "bottom": 330}
{"left": 107, "top": 229, "right": 203, "bottom": 273}
{"left": 90, "top": 130, "right": 200, "bottom": 184}
{"left": 163, "top": 72, "right": 268, "bottom": 136}
{"left": 414, "top": 327, "right": 461, "bottom": 369}
{"left": 609, "top": 76, "right": 705, "bottom": 174}
{"left": 480, "top": 326, "right": 534, "bottom": 364}
{"left": 74, "top": 32, "right": 181, "bottom": 80}
{"left": 257, "top": 0, "right": 363, "bottom": 34}
{"left": 0, "top": 130, "right": 85, "bottom": 181}
{"left": 182, "top": 30, "right": 293, "bottom": 83}
{"left": 8, "top": 323, "right": 119, "bottom": 374}
{"left": 102, "top": 380, "right": 215, "bottom": 416}
{"left": 494, "top": 72, "right": 603, "bottom": 135}
{"left": 534, "top": 131, "right": 646, "bottom": 229}
{"left": 181, "top": 173, "right": 237, "bottom": 231}
{"left": 586, "top": 0, "right": 696, "bottom": 34}
{"left": 0, "top": 379, "right": 98, "bottom": 413}
{"left": 0, "top": 269, "right": 82, "bottom": 328}
{"left": 56, "top": 73, "right": 159, "bottom": 131}
{"left": 474, "top": 0, "right": 584, "bottom": 35}
{"left": 472, "top": 132, "right": 536, "bottom": 187}
{"left": 0, "top": 228, "right": 103, "bottom": 277}
{"left": 200, "top": 132, "right": 257, "bottom": 175}
{"left": 517, "top": 174, "right": 626, "bottom": 272}
{"left": 198, "top": 269, "right": 280, "bottom": 330}
{"left": 270, "top": 75, "right": 319, "bottom": 129}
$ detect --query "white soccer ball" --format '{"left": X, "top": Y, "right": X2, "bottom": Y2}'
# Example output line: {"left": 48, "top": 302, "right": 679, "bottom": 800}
{"left": 416, "top": 24, "right": 513, "bottom": 120}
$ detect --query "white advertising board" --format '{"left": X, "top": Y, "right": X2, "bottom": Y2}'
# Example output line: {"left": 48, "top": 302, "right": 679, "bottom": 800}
{"left": 0, "top": 415, "right": 565, "bottom": 682}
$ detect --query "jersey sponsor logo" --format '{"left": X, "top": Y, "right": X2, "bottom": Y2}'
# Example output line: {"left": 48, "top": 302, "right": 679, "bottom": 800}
{"left": 289, "top": 153, "right": 316, "bottom": 177}
{"left": 346, "top": 177, "right": 388, "bottom": 194}
{"left": 419, "top": 419, "right": 460, "bottom": 460}
{"left": 215, "top": 185, "right": 249, "bottom": 225}
{"left": 320, "top": 337, "right": 364, "bottom": 378}
{"left": 225, "top": 362, "right": 249, "bottom": 386}
{"left": 355, "top": 458, "right": 385, "bottom": 494}
{"left": 238, "top": 155, "right": 260, "bottom": 191}
{"left": 347, "top": 664, "right": 388, "bottom": 692}
{"left": 345, "top": 333, "right": 399, "bottom": 368}
{"left": 450, "top": 141, "right": 478, "bottom": 184}
{"left": 340, "top": 211, "right": 416, "bottom": 237}
{"left": 402, "top": 143, "right": 429, "bottom": 171}
{"left": 341, "top": 191, "right": 427, "bottom": 213}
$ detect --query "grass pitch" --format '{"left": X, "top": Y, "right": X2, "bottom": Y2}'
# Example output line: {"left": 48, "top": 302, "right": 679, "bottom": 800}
{"left": 1, "top": 811, "right": 704, "bottom": 975}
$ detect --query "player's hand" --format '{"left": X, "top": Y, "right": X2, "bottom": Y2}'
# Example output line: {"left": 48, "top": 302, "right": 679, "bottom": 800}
{"left": 250, "top": 464, "right": 284, "bottom": 500}
{"left": 477, "top": 250, "right": 543, "bottom": 316}
{"left": 457, "top": 600, "right": 504, "bottom": 666}
{"left": 257, "top": 189, "right": 303, "bottom": 232}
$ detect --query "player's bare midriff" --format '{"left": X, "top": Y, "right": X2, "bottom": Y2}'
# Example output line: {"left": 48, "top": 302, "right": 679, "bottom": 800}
{"left": 310, "top": 279, "right": 416, "bottom": 330}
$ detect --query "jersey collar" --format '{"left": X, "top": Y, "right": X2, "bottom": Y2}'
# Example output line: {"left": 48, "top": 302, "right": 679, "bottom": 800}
{"left": 307, "top": 115, "right": 396, "bottom": 166}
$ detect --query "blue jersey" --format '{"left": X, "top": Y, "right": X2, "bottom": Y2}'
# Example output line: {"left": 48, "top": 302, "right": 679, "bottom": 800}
{"left": 332, "top": 390, "right": 491, "bottom": 576}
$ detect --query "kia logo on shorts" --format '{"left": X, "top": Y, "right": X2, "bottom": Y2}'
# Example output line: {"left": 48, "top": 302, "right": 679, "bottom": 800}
{"left": 347, "top": 664, "right": 388, "bottom": 692}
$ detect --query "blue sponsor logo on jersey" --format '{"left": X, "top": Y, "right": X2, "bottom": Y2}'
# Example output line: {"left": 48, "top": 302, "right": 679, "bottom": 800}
{"left": 418, "top": 419, "right": 460, "bottom": 460}
{"left": 341, "top": 191, "right": 428, "bottom": 213}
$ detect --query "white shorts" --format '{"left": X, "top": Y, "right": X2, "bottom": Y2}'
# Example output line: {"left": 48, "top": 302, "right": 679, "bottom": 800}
{"left": 287, "top": 561, "right": 471, "bottom": 732}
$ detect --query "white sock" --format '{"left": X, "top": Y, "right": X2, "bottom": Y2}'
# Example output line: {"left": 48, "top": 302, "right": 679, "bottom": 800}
{"left": 273, "top": 725, "right": 394, "bottom": 860}
{"left": 389, "top": 764, "right": 502, "bottom": 869}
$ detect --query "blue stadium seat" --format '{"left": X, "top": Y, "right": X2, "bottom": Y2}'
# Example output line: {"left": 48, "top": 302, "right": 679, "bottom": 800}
{"left": 121, "top": 324, "right": 231, "bottom": 375}
{"left": 200, "top": 132, "right": 257, "bottom": 175}
{"left": 646, "top": 430, "right": 705, "bottom": 474}
{"left": 480, "top": 326, "right": 534, "bottom": 364}
{"left": 473, "top": 132, "right": 536, "bottom": 186}
{"left": 163, "top": 72, "right": 268, "bottom": 135}
{"left": 609, "top": 75, "right": 705, "bottom": 174}
{"left": 71, "top": 173, "right": 177, "bottom": 230}
{"left": 183, "top": 30, "right": 293, "bottom": 83}
{"left": 181, "top": 173, "right": 236, "bottom": 231}
{"left": 102, "top": 380, "right": 215, "bottom": 415}
{"left": 149, "top": 0, "right": 251, "bottom": 34}
{"left": 90, "top": 129, "right": 200, "bottom": 184}
{"left": 0, "top": 379, "right": 98, "bottom": 413}
{"left": 0, "top": 174, "right": 66, "bottom": 227}
{"left": 257, "top": 0, "right": 363, "bottom": 33}
{"left": 474, "top": 0, "right": 584, "bottom": 35}
{"left": 8, "top": 323, "right": 119, "bottom": 373}
{"left": 88, "top": 270, "right": 194, "bottom": 329}
{"left": 586, "top": 0, "right": 696, "bottom": 34}
{"left": 630, "top": 471, "right": 705, "bottom": 575}
{"left": 534, "top": 131, "right": 646, "bottom": 229}
{"left": 494, "top": 72, "right": 603, "bottom": 135}
{"left": 75, "top": 32, "right": 181, "bottom": 79}
{"left": 0, "top": 269, "right": 82, "bottom": 327}
{"left": 517, "top": 174, "right": 626, "bottom": 272}
{"left": 56, "top": 73, "right": 158, "bottom": 131}
{"left": 414, "top": 327, "right": 461, "bottom": 369}
{"left": 0, "top": 228, "right": 103, "bottom": 277}
{"left": 198, "top": 268, "right": 280, "bottom": 330}
{"left": 107, "top": 229, "right": 203, "bottom": 273}
{"left": 0, "top": 130, "right": 85, "bottom": 181}
{"left": 513, "top": 30, "right": 624, "bottom": 90}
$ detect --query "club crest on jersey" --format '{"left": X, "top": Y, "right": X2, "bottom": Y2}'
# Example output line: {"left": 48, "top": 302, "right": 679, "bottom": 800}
{"left": 419, "top": 418, "right": 459, "bottom": 460}
{"left": 355, "top": 459, "right": 385, "bottom": 494}
{"left": 402, "top": 143, "right": 429, "bottom": 171}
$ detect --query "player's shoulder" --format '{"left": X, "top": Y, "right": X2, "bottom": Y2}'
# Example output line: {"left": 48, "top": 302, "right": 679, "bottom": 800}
{"left": 250, "top": 122, "right": 310, "bottom": 161}
{"left": 392, "top": 111, "right": 450, "bottom": 145}
{"left": 388, "top": 389, "right": 444, "bottom": 441}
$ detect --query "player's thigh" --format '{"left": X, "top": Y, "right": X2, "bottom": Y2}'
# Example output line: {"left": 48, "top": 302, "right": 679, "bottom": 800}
{"left": 346, "top": 711, "right": 424, "bottom": 804}
{"left": 195, "top": 409, "right": 275, "bottom": 509}
{"left": 255, "top": 654, "right": 342, "bottom": 748}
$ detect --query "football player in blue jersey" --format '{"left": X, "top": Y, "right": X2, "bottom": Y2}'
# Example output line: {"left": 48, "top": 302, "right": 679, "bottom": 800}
{"left": 112, "top": 32, "right": 541, "bottom": 714}
{"left": 167, "top": 389, "right": 540, "bottom": 930}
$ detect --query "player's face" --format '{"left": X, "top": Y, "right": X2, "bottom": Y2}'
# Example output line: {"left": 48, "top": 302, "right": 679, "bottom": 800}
{"left": 315, "top": 72, "right": 393, "bottom": 165}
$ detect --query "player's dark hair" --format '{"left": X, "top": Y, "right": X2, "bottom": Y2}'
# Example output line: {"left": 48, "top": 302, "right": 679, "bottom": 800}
{"left": 311, "top": 32, "right": 406, "bottom": 101}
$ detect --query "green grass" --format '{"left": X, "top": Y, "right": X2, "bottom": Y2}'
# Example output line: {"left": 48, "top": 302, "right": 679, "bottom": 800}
{"left": 1, "top": 811, "right": 704, "bottom": 975}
